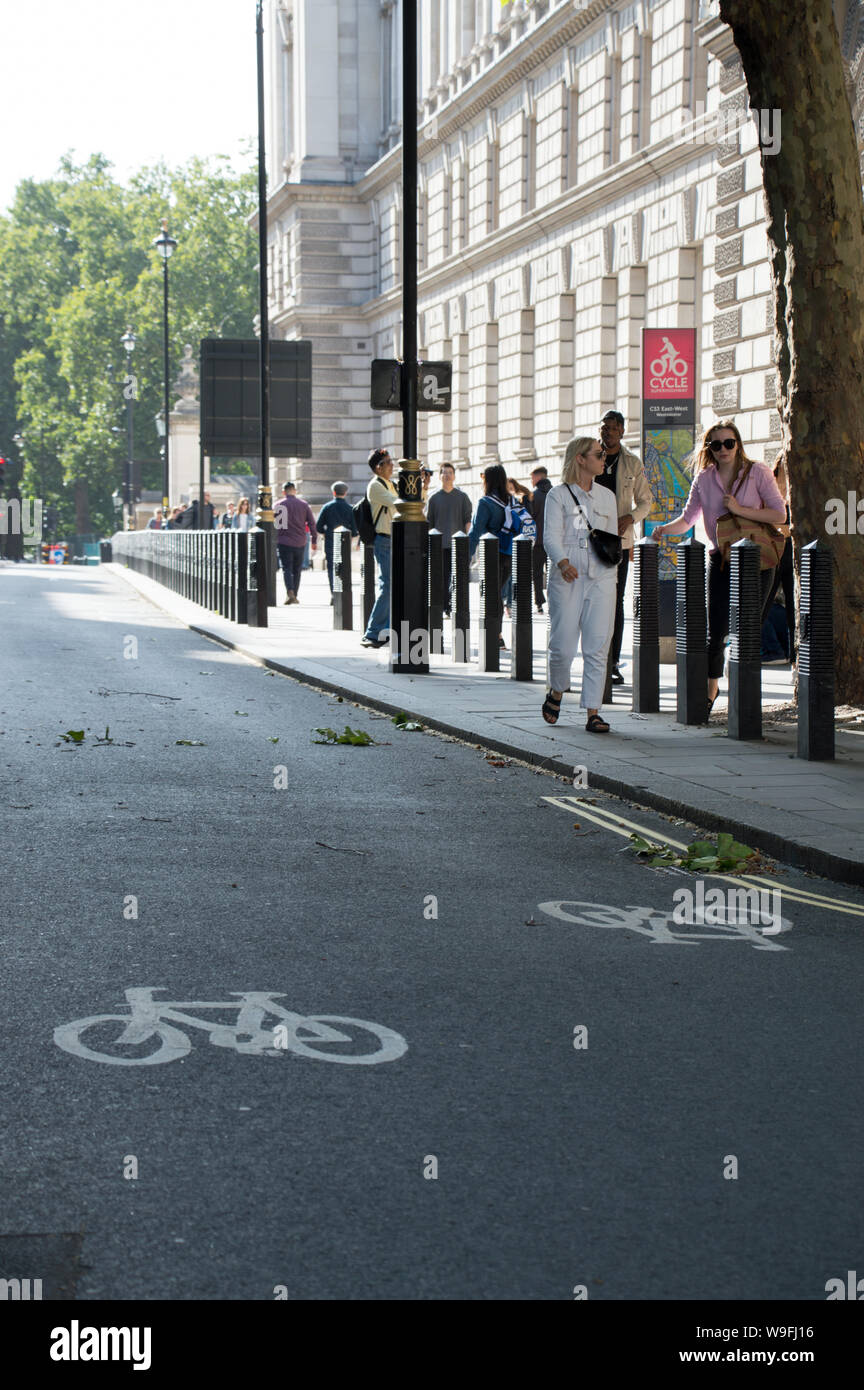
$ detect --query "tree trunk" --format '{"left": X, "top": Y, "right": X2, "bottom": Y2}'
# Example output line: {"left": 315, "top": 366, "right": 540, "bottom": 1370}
{"left": 720, "top": 0, "right": 864, "bottom": 703}
{"left": 74, "top": 476, "right": 90, "bottom": 534}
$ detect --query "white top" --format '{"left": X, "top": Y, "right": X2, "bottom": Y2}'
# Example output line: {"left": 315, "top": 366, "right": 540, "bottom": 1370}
{"left": 543, "top": 481, "right": 619, "bottom": 582}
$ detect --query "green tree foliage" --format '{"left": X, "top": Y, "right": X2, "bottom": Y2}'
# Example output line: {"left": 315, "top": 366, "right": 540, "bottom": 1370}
{"left": 0, "top": 151, "right": 257, "bottom": 535}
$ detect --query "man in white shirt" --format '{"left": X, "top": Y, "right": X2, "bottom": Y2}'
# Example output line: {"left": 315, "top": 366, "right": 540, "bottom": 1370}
{"left": 361, "top": 448, "right": 399, "bottom": 647}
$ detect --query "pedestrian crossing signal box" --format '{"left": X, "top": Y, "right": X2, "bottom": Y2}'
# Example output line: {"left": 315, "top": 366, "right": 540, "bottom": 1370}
{"left": 370, "top": 360, "right": 452, "bottom": 412}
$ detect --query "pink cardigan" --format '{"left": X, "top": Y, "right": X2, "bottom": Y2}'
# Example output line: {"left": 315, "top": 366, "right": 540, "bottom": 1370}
{"left": 679, "top": 463, "right": 785, "bottom": 551}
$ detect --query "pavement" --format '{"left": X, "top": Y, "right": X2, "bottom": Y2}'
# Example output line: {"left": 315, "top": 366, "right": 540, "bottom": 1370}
{"left": 98, "top": 555, "right": 864, "bottom": 885}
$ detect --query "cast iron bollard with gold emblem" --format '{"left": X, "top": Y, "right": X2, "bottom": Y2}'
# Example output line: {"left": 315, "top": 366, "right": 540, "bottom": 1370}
{"left": 390, "top": 457, "right": 429, "bottom": 674}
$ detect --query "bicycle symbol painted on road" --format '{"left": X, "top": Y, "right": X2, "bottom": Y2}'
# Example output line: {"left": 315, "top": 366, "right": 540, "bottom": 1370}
{"left": 53, "top": 988, "right": 408, "bottom": 1066}
{"left": 537, "top": 901, "right": 791, "bottom": 951}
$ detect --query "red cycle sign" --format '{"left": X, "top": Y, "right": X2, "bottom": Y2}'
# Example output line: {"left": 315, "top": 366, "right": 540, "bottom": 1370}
{"left": 642, "top": 328, "right": 696, "bottom": 426}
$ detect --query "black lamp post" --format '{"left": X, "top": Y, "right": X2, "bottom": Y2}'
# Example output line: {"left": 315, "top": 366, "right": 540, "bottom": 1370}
{"left": 120, "top": 327, "right": 136, "bottom": 529}
{"left": 152, "top": 219, "right": 177, "bottom": 514}
{"left": 390, "top": 0, "right": 429, "bottom": 673}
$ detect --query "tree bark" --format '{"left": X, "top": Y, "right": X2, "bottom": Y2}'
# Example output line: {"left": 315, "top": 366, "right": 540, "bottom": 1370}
{"left": 74, "top": 476, "right": 90, "bottom": 535}
{"left": 720, "top": 0, "right": 864, "bottom": 703}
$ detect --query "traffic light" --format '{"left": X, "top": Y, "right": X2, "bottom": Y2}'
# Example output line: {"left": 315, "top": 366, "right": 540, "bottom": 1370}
{"left": 0, "top": 457, "right": 6, "bottom": 490}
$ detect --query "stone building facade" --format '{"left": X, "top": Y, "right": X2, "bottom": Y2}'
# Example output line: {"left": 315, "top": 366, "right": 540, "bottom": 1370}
{"left": 264, "top": 0, "right": 864, "bottom": 506}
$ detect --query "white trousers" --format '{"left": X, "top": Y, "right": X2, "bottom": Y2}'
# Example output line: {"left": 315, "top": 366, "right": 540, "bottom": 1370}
{"left": 547, "top": 569, "right": 616, "bottom": 708}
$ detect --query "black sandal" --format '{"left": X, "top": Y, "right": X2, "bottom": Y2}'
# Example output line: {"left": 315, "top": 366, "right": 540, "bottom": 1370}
{"left": 585, "top": 713, "right": 610, "bottom": 733}
{"left": 542, "top": 692, "right": 562, "bottom": 725}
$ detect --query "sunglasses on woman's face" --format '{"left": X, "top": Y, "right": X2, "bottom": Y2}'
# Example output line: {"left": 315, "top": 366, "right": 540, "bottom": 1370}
{"left": 709, "top": 438, "right": 737, "bottom": 452}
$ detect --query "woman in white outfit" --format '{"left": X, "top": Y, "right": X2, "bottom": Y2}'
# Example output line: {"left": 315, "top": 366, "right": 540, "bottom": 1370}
{"left": 542, "top": 436, "right": 619, "bottom": 732}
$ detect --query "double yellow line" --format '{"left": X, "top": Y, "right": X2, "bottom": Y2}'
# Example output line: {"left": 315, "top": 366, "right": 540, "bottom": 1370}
{"left": 543, "top": 794, "right": 864, "bottom": 918}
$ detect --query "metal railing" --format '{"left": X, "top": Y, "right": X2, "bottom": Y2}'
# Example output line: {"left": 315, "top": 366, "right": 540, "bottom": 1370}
{"left": 110, "top": 528, "right": 268, "bottom": 627}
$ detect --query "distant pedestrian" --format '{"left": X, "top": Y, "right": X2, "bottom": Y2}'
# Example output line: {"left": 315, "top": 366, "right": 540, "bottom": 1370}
{"left": 652, "top": 420, "right": 786, "bottom": 716}
{"left": 274, "top": 481, "right": 317, "bottom": 604}
{"left": 425, "top": 463, "right": 471, "bottom": 616}
{"left": 542, "top": 436, "right": 619, "bottom": 733}
{"left": 530, "top": 466, "right": 553, "bottom": 612}
{"left": 502, "top": 479, "right": 534, "bottom": 615}
{"left": 597, "top": 410, "right": 654, "bottom": 685}
{"left": 220, "top": 501, "right": 236, "bottom": 531}
{"left": 421, "top": 467, "right": 433, "bottom": 506}
{"left": 361, "top": 448, "right": 399, "bottom": 647}
{"left": 232, "top": 497, "right": 255, "bottom": 532}
{"left": 316, "top": 482, "right": 358, "bottom": 599}
{"left": 166, "top": 506, "right": 185, "bottom": 530}
{"left": 146, "top": 510, "right": 164, "bottom": 530}
{"left": 468, "top": 464, "right": 521, "bottom": 650}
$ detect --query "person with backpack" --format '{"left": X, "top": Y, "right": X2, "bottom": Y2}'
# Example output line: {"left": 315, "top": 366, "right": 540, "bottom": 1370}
{"left": 359, "top": 447, "right": 399, "bottom": 648}
{"left": 468, "top": 464, "right": 522, "bottom": 649}
{"left": 316, "top": 482, "right": 358, "bottom": 600}
{"left": 502, "top": 479, "right": 536, "bottom": 615}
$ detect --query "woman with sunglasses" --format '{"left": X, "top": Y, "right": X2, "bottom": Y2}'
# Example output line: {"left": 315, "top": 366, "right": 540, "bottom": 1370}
{"left": 541, "top": 436, "right": 619, "bottom": 732}
{"left": 653, "top": 420, "right": 786, "bottom": 715}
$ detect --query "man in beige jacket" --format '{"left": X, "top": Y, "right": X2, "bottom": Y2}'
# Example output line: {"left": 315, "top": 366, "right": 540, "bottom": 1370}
{"left": 598, "top": 410, "right": 655, "bottom": 683}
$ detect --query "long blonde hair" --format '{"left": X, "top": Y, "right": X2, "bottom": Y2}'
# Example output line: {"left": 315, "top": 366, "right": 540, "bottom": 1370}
{"left": 693, "top": 419, "right": 755, "bottom": 488}
{"left": 562, "top": 436, "right": 600, "bottom": 485}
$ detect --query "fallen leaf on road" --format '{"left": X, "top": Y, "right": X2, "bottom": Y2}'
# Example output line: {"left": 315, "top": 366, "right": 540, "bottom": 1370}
{"left": 176, "top": 739, "right": 207, "bottom": 746}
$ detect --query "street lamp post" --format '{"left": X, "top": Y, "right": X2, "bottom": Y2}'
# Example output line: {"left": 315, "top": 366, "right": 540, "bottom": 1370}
{"left": 121, "top": 328, "right": 136, "bottom": 529}
{"left": 152, "top": 219, "right": 177, "bottom": 514}
{"left": 390, "top": 0, "right": 429, "bottom": 674}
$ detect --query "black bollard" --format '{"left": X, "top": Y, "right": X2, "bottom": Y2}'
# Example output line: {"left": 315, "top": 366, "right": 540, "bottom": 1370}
{"left": 333, "top": 526, "right": 354, "bottom": 631}
{"left": 226, "top": 531, "right": 237, "bottom": 622}
{"left": 428, "top": 528, "right": 445, "bottom": 656}
{"left": 511, "top": 534, "right": 534, "bottom": 681}
{"left": 450, "top": 531, "right": 470, "bottom": 663}
{"left": 632, "top": 538, "right": 660, "bottom": 713}
{"left": 391, "top": 520, "right": 429, "bottom": 673}
{"left": 362, "top": 543, "right": 376, "bottom": 631}
{"left": 246, "top": 526, "right": 268, "bottom": 627}
{"left": 99, "top": 540, "right": 112, "bottom": 564}
{"left": 478, "top": 533, "right": 501, "bottom": 673}
{"left": 728, "top": 538, "right": 762, "bottom": 740}
{"left": 236, "top": 532, "right": 249, "bottom": 623}
{"left": 675, "top": 537, "right": 708, "bottom": 724}
{"left": 798, "top": 540, "right": 834, "bottom": 761}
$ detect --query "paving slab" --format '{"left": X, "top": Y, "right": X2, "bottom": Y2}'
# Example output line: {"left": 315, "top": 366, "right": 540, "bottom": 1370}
{"left": 102, "top": 561, "right": 864, "bottom": 885}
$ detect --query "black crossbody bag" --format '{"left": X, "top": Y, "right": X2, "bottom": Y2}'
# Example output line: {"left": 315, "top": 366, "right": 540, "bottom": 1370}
{"left": 564, "top": 485, "right": 622, "bottom": 567}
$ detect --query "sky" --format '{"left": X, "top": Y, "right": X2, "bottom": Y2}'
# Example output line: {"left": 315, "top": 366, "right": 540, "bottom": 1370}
{"left": 0, "top": 0, "right": 260, "bottom": 213}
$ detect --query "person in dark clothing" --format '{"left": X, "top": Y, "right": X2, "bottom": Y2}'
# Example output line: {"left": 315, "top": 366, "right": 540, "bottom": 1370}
{"left": 274, "top": 481, "right": 317, "bottom": 603}
{"left": 316, "top": 482, "right": 359, "bottom": 599}
{"left": 530, "top": 466, "right": 553, "bottom": 613}
{"left": 468, "top": 463, "right": 515, "bottom": 650}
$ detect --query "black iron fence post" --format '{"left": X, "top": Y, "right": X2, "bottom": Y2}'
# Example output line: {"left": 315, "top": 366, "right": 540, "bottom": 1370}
{"left": 479, "top": 534, "right": 500, "bottom": 673}
{"left": 676, "top": 537, "right": 708, "bottom": 725}
{"left": 632, "top": 538, "right": 659, "bottom": 713}
{"left": 333, "top": 527, "right": 354, "bottom": 631}
{"left": 450, "top": 532, "right": 470, "bottom": 663}
{"left": 511, "top": 534, "right": 533, "bottom": 681}
{"left": 797, "top": 539, "right": 834, "bottom": 761}
{"left": 728, "top": 538, "right": 762, "bottom": 740}
{"left": 428, "top": 528, "right": 445, "bottom": 656}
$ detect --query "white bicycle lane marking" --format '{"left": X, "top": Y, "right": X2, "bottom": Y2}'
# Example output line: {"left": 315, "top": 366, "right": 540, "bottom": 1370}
{"left": 53, "top": 988, "right": 408, "bottom": 1066}
{"left": 537, "top": 902, "right": 792, "bottom": 951}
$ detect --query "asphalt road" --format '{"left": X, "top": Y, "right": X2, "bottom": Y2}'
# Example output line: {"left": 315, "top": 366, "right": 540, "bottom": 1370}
{"left": 1, "top": 561, "right": 862, "bottom": 1301}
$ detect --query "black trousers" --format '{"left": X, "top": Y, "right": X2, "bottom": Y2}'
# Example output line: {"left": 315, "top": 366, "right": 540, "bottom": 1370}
{"left": 764, "top": 539, "right": 795, "bottom": 659}
{"left": 611, "top": 548, "right": 630, "bottom": 666}
{"left": 496, "top": 554, "right": 512, "bottom": 639}
{"left": 277, "top": 543, "right": 305, "bottom": 597}
{"left": 707, "top": 550, "right": 775, "bottom": 679}
{"left": 532, "top": 542, "right": 547, "bottom": 607}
